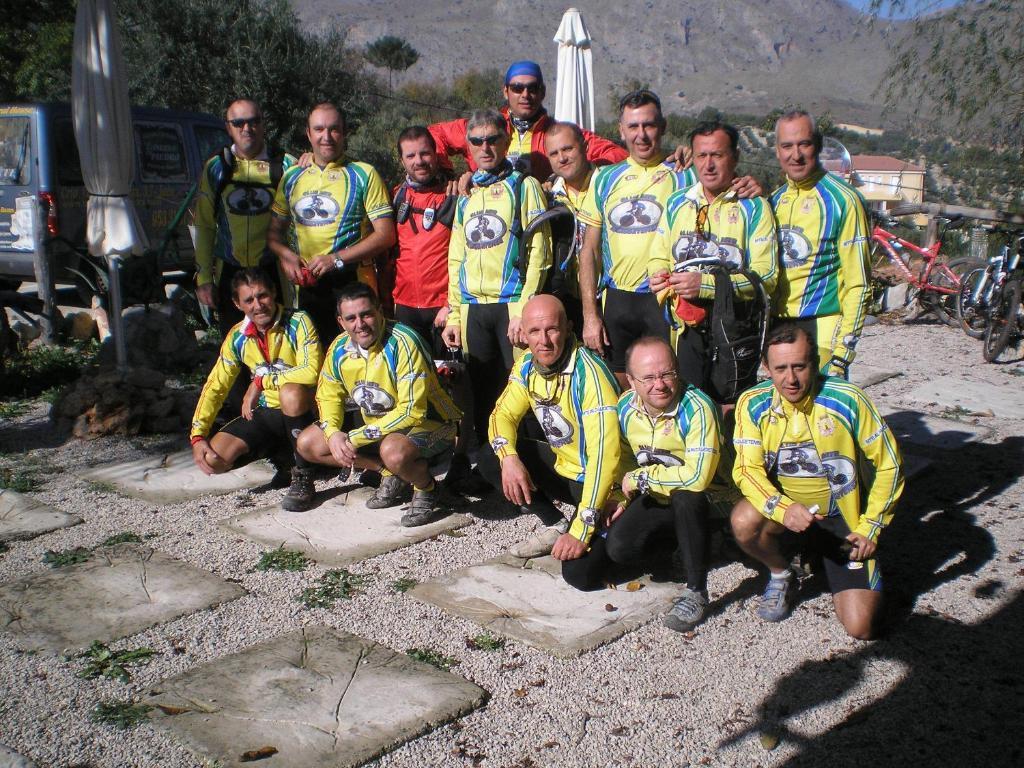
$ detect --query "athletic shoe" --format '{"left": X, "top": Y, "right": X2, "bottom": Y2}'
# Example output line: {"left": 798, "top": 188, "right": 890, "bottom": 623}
{"left": 281, "top": 467, "right": 315, "bottom": 512}
{"left": 366, "top": 474, "right": 410, "bottom": 509}
{"left": 757, "top": 572, "right": 795, "bottom": 622}
{"left": 509, "top": 518, "right": 569, "bottom": 559}
{"left": 663, "top": 587, "right": 709, "bottom": 632}
{"left": 401, "top": 486, "right": 446, "bottom": 527}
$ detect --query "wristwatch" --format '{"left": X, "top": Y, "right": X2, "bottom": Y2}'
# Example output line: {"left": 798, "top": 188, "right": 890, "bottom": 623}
{"left": 635, "top": 470, "right": 650, "bottom": 496}
{"left": 579, "top": 507, "right": 599, "bottom": 527}
{"left": 333, "top": 255, "right": 346, "bottom": 271}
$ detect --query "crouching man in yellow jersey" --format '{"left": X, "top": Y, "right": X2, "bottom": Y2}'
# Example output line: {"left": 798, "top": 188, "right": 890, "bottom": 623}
{"left": 296, "top": 283, "right": 462, "bottom": 526}
{"left": 731, "top": 324, "right": 903, "bottom": 639}
{"left": 478, "top": 295, "right": 632, "bottom": 563}
{"left": 189, "top": 268, "right": 322, "bottom": 511}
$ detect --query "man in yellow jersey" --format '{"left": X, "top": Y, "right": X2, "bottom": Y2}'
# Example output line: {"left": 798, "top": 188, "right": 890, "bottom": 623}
{"left": 561, "top": 338, "right": 719, "bottom": 629}
{"left": 479, "top": 294, "right": 631, "bottom": 562}
{"left": 650, "top": 121, "right": 778, "bottom": 402}
{"left": 770, "top": 110, "right": 871, "bottom": 377}
{"left": 731, "top": 324, "right": 903, "bottom": 639}
{"left": 267, "top": 102, "right": 396, "bottom": 346}
{"left": 441, "top": 109, "right": 551, "bottom": 451}
{"left": 193, "top": 99, "right": 296, "bottom": 335}
{"left": 296, "top": 283, "right": 462, "bottom": 525}
{"left": 190, "top": 268, "right": 322, "bottom": 512}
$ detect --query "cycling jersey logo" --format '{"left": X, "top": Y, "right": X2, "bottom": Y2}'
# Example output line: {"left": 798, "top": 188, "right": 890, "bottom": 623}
{"left": 294, "top": 192, "right": 340, "bottom": 226}
{"left": 226, "top": 186, "right": 274, "bottom": 216}
{"left": 466, "top": 210, "right": 507, "bottom": 249}
{"left": 253, "top": 359, "right": 288, "bottom": 377}
{"left": 352, "top": 381, "right": 396, "bottom": 417}
{"left": 608, "top": 196, "right": 662, "bottom": 234}
{"left": 535, "top": 404, "right": 574, "bottom": 447}
{"left": 672, "top": 235, "right": 743, "bottom": 271}
{"left": 636, "top": 446, "right": 683, "bottom": 467}
{"left": 821, "top": 451, "right": 857, "bottom": 500}
{"left": 776, "top": 442, "right": 823, "bottom": 478}
{"left": 779, "top": 226, "right": 813, "bottom": 268}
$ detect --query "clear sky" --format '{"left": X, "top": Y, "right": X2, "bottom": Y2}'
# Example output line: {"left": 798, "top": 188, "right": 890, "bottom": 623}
{"left": 844, "top": 0, "right": 959, "bottom": 17}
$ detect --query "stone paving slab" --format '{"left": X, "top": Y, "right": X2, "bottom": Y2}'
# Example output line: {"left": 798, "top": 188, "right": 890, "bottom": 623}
{"left": 410, "top": 554, "right": 681, "bottom": 658}
{"left": 0, "top": 544, "right": 245, "bottom": 654}
{"left": 908, "top": 378, "right": 1024, "bottom": 420}
{"left": 77, "top": 451, "right": 276, "bottom": 503}
{"left": 879, "top": 406, "right": 992, "bottom": 450}
{"left": 0, "top": 745, "right": 35, "bottom": 768}
{"left": 0, "top": 490, "right": 82, "bottom": 543}
{"left": 145, "top": 625, "right": 488, "bottom": 768}
{"left": 849, "top": 363, "right": 901, "bottom": 389}
{"left": 222, "top": 487, "right": 473, "bottom": 567}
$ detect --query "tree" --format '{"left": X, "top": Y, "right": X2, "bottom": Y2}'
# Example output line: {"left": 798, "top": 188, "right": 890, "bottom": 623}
{"left": 0, "top": 0, "right": 76, "bottom": 101}
{"left": 364, "top": 36, "right": 419, "bottom": 94}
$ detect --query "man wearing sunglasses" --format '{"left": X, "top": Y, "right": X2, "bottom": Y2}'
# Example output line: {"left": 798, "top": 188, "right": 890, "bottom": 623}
{"left": 428, "top": 61, "right": 626, "bottom": 181}
{"left": 193, "top": 99, "right": 296, "bottom": 337}
{"left": 649, "top": 121, "right": 778, "bottom": 402}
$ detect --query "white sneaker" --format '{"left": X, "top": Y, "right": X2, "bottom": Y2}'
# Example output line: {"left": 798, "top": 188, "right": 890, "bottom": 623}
{"left": 509, "top": 520, "right": 568, "bottom": 559}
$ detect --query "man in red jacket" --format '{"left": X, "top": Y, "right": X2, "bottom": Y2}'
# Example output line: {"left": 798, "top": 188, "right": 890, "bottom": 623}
{"left": 429, "top": 60, "right": 627, "bottom": 181}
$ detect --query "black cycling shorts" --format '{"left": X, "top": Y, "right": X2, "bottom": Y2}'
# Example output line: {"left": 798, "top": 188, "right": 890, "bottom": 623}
{"left": 602, "top": 288, "right": 670, "bottom": 372}
{"left": 220, "top": 407, "right": 290, "bottom": 455}
{"left": 785, "top": 522, "right": 883, "bottom": 594}
{"left": 394, "top": 304, "right": 447, "bottom": 359}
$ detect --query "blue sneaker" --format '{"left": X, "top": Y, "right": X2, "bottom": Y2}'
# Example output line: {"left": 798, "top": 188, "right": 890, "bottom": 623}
{"left": 757, "top": 573, "right": 794, "bottom": 622}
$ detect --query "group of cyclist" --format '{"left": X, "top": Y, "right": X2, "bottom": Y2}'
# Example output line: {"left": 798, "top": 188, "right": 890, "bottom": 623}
{"left": 188, "top": 60, "right": 903, "bottom": 638}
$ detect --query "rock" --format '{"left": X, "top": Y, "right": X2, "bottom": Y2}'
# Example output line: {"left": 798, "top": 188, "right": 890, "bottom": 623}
{"left": 10, "top": 320, "right": 41, "bottom": 346}
{"left": 150, "top": 416, "right": 182, "bottom": 434}
{"left": 97, "top": 303, "right": 199, "bottom": 372}
{"left": 126, "top": 367, "right": 166, "bottom": 390}
{"left": 63, "top": 311, "right": 98, "bottom": 341}
{"left": 146, "top": 397, "right": 175, "bottom": 419}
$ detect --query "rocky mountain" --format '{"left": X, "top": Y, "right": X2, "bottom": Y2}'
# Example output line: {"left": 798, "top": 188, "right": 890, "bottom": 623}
{"left": 292, "top": 0, "right": 903, "bottom": 124}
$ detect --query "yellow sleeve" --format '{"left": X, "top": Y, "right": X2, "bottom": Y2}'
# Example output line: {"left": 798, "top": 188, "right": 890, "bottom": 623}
{"left": 348, "top": 335, "right": 430, "bottom": 448}
{"left": 567, "top": 355, "right": 622, "bottom": 544}
{"left": 853, "top": 392, "right": 904, "bottom": 540}
{"left": 834, "top": 191, "right": 872, "bottom": 366}
{"left": 627, "top": 392, "right": 720, "bottom": 495}
{"left": 732, "top": 393, "right": 794, "bottom": 524}
{"left": 189, "top": 333, "right": 242, "bottom": 439}
{"left": 192, "top": 158, "right": 218, "bottom": 287}
{"left": 487, "top": 366, "right": 532, "bottom": 460}
{"left": 446, "top": 199, "right": 467, "bottom": 326}
{"left": 362, "top": 165, "right": 394, "bottom": 221}
{"left": 271, "top": 166, "right": 298, "bottom": 218}
{"left": 511, "top": 178, "right": 551, "bottom": 318}
{"left": 314, "top": 339, "right": 350, "bottom": 441}
{"left": 262, "top": 311, "right": 323, "bottom": 392}
{"left": 576, "top": 169, "right": 604, "bottom": 228}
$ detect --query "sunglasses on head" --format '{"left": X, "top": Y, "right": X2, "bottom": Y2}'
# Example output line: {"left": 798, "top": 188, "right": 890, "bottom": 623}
{"left": 468, "top": 134, "right": 503, "bottom": 147}
{"left": 507, "top": 82, "right": 542, "bottom": 95}
{"left": 228, "top": 116, "right": 262, "bottom": 128}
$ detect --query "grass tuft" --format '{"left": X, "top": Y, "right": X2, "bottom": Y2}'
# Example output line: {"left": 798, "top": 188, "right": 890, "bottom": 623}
{"left": 77, "top": 641, "right": 157, "bottom": 683}
{"left": 253, "top": 547, "right": 309, "bottom": 572}
{"left": 89, "top": 700, "right": 153, "bottom": 729}
{"left": 43, "top": 547, "right": 92, "bottom": 567}
{"left": 406, "top": 647, "right": 459, "bottom": 670}
{"left": 298, "top": 569, "right": 367, "bottom": 608}
{"left": 391, "top": 576, "right": 417, "bottom": 593}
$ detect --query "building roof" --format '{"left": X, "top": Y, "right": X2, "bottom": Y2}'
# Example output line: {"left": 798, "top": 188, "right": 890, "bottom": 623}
{"left": 851, "top": 154, "right": 925, "bottom": 173}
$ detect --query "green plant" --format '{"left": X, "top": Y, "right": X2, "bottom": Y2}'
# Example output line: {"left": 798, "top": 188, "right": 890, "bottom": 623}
{"left": 0, "top": 401, "right": 28, "bottom": 419}
{"left": 406, "top": 647, "right": 459, "bottom": 670}
{"left": 298, "top": 569, "right": 367, "bottom": 608}
{"left": 42, "top": 547, "right": 91, "bottom": 567}
{"left": 466, "top": 633, "right": 505, "bottom": 652}
{"left": 39, "top": 386, "right": 63, "bottom": 404}
{"left": 101, "top": 532, "right": 144, "bottom": 546}
{"left": 86, "top": 480, "right": 117, "bottom": 494}
{"left": 0, "top": 468, "right": 39, "bottom": 492}
{"left": 0, "top": 541, "right": 9, "bottom": 554}
{"left": 253, "top": 547, "right": 309, "bottom": 572}
{"left": 89, "top": 700, "right": 153, "bottom": 729}
{"left": 0, "top": 339, "right": 99, "bottom": 399}
{"left": 391, "top": 576, "right": 417, "bottom": 593}
{"left": 77, "top": 641, "right": 157, "bottom": 683}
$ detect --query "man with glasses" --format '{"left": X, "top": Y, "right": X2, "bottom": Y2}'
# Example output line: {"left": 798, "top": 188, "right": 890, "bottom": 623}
{"left": 560, "top": 337, "right": 720, "bottom": 630}
{"left": 193, "top": 99, "right": 296, "bottom": 336}
{"left": 267, "top": 102, "right": 396, "bottom": 345}
{"left": 479, "top": 294, "right": 631, "bottom": 560}
{"left": 429, "top": 61, "right": 626, "bottom": 180}
{"left": 649, "top": 121, "right": 778, "bottom": 402}
{"left": 442, "top": 110, "right": 551, "bottom": 454}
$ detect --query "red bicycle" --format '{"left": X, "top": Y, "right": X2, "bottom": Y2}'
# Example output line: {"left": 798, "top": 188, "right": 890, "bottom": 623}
{"left": 869, "top": 214, "right": 979, "bottom": 325}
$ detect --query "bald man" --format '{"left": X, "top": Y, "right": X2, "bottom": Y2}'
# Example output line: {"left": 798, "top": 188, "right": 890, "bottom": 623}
{"left": 479, "top": 295, "right": 633, "bottom": 563}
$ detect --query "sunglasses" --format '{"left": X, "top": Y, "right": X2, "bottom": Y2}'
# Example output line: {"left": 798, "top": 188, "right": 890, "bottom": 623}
{"left": 507, "top": 82, "right": 542, "bottom": 95}
{"left": 468, "top": 134, "right": 504, "bottom": 147}
{"left": 227, "top": 116, "right": 262, "bottom": 128}
{"left": 695, "top": 203, "right": 710, "bottom": 241}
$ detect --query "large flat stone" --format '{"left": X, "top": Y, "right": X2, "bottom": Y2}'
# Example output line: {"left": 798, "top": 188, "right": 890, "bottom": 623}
{"left": 849, "top": 363, "right": 901, "bottom": 389}
{"left": 410, "top": 554, "right": 681, "bottom": 658}
{"left": 0, "top": 490, "right": 82, "bottom": 543}
{"left": 0, "top": 544, "right": 245, "bottom": 654}
{"left": 908, "top": 378, "right": 1024, "bottom": 420}
{"left": 222, "top": 486, "right": 473, "bottom": 567}
{"left": 77, "top": 451, "right": 275, "bottom": 503}
{"left": 0, "top": 745, "right": 35, "bottom": 768}
{"left": 878, "top": 406, "right": 992, "bottom": 450}
{"left": 145, "top": 626, "right": 488, "bottom": 768}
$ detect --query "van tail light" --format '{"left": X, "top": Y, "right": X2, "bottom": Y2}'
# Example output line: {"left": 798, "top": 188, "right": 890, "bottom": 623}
{"left": 39, "top": 192, "right": 59, "bottom": 236}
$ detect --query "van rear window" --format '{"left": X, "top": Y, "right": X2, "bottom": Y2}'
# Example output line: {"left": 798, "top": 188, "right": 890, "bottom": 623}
{"left": 55, "top": 119, "right": 84, "bottom": 185}
{"left": 0, "top": 117, "right": 31, "bottom": 186}
{"left": 135, "top": 122, "right": 188, "bottom": 183}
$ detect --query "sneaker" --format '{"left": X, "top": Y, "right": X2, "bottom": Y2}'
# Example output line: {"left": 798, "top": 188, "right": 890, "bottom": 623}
{"left": 401, "top": 486, "right": 447, "bottom": 527}
{"left": 509, "top": 519, "right": 568, "bottom": 559}
{"left": 366, "top": 474, "right": 410, "bottom": 509}
{"left": 757, "top": 572, "right": 795, "bottom": 622}
{"left": 663, "top": 587, "right": 709, "bottom": 632}
{"left": 281, "top": 467, "right": 315, "bottom": 512}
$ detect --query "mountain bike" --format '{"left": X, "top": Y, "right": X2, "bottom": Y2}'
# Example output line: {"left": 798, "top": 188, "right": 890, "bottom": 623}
{"left": 955, "top": 232, "right": 1022, "bottom": 340}
{"left": 983, "top": 274, "right": 1024, "bottom": 362}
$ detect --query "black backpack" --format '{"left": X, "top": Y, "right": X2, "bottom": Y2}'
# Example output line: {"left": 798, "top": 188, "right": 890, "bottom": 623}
{"left": 210, "top": 145, "right": 285, "bottom": 217}
{"left": 707, "top": 267, "right": 772, "bottom": 403}
{"left": 520, "top": 203, "right": 575, "bottom": 296}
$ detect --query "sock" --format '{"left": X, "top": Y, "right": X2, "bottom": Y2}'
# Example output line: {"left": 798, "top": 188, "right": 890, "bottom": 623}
{"left": 283, "top": 411, "right": 315, "bottom": 469}
{"left": 415, "top": 480, "right": 436, "bottom": 493}
{"left": 769, "top": 568, "right": 792, "bottom": 580}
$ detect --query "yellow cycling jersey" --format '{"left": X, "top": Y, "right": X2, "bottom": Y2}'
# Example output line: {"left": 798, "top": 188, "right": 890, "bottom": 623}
{"left": 770, "top": 169, "right": 871, "bottom": 366}
{"left": 272, "top": 160, "right": 393, "bottom": 263}
{"left": 316, "top": 321, "right": 462, "bottom": 447}
{"left": 190, "top": 306, "right": 322, "bottom": 439}
{"left": 652, "top": 182, "right": 779, "bottom": 302}
{"left": 447, "top": 171, "right": 551, "bottom": 324}
{"left": 577, "top": 156, "right": 697, "bottom": 292}
{"left": 192, "top": 150, "right": 297, "bottom": 286}
{"left": 616, "top": 387, "right": 721, "bottom": 503}
{"left": 488, "top": 344, "right": 633, "bottom": 544}
{"left": 733, "top": 376, "right": 903, "bottom": 542}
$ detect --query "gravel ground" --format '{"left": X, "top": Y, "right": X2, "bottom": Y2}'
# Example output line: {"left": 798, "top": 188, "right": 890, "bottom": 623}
{"left": 0, "top": 317, "right": 1022, "bottom": 768}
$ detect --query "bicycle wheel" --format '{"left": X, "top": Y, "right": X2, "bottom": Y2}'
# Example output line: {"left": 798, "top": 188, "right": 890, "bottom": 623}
{"left": 923, "top": 259, "right": 970, "bottom": 326}
{"left": 983, "top": 278, "right": 1022, "bottom": 362}
{"left": 956, "top": 265, "right": 989, "bottom": 339}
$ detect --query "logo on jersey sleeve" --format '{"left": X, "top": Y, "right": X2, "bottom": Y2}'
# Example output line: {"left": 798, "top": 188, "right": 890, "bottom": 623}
{"left": 608, "top": 195, "right": 663, "bottom": 234}
{"left": 821, "top": 450, "right": 857, "bottom": 501}
{"left": 227, "top": 186, "right": 274, "bottom": 216}
{"left": 776, "top": 442, "right": 824, "bottom": 478}
{"left": 466, "top": 210, "right": 508, "bottom": 249}
{"left": 535, "top": 404, "right": 574, "bottom": 447}
{"left": 779, "top": 226, "right": 813, "bottom": 268}
{"left": 351, "top": 381, "right": 396, "bottom": 417}
{"left": 635, "top": 445, "right": 684, "bottom": 467}
{"left": 293, "top": 192, "right": 341, "bottom": 226}
{"left": 253, "top": 359, "right": 288, "bottom": 377}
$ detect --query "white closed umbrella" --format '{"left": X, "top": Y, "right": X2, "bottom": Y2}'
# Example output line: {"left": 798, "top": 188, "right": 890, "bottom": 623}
{"left": 553, "top": 8, "right": 595, "bottom": 132}
{"left": 72, "top": 0, "right": 148, "bottom": 370}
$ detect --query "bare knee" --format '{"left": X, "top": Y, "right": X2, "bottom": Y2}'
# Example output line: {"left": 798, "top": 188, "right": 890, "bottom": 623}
{"left": 296, "top": 424, "right": 327, "bottom": 463}
{"left": 730, "top": 499, "right": 766, "bottom": 543}
{"left": 834, "top": 590, "right": 882, "bottom": 640}
{"left": 278, "top": 383, "right": 313, "bottom": 416}
{"left": 379, "top": 434, "right": 417, "bottom": 471}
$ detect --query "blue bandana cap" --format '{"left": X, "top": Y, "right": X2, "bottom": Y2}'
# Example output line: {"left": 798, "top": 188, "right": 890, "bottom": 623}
{"left": 505, "top": 60, "right": 543, "bottom": 85}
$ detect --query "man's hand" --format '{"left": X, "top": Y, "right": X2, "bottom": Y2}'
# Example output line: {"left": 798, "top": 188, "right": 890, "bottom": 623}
{"left": 500, "top": 454, "right": 534, "bottom": 506}
{"left": 621, "top": 472, "right": 638, "bottom": 498}
{"left": 782, "top": 502, "right": 822, "bottom": 533}
{"left": 668, "top": 271, "right": 702, "bottom": 299}
{"left": 328, "top": 432, "right": 358, "bottom": 467}
{"left": 241, "top": 379, "right": 262, "bottom": 421}
{"left": 442, "top": 324, "right": 462, "bottom": 349}
{"left": 668, "top": 144, "right": 693, "bottom": 172}
{"left": 649, "top": 269, "right": 671, "bottom": 294}
{"left": 433, "top": 305, "right": 450, "bottom": 328}
{"left": 307, "top": 253, "right": 336, "bottom": 280}
{"left": 191, "top": 438, "right": 221, "bottom": 475}
{"left": 845, "top": 533, "right": 876, "bottom": 561}
{"left": 196, "top": 283, "right": 216, "bottom": 308}
{"left": 551, "top": 532, "right": 587, "bottom": 561}
{"left": 297, "top": 152, "right": 313, "bottom": 168}
{"left": 582, "top": 313, "right": 609, "bottom": 355}
{"left": 279, "top": 251, "right": 305, "bottom": 285}
{"left": 730, "top": 175, "right": 764, "bottom": 199}
{"left": 507, "top": 315, "right": 525, "bottom": 348}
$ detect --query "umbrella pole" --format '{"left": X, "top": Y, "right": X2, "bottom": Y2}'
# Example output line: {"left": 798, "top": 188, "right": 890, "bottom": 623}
{"left": 108, "top": 254, "right": 128, "bottom": 372}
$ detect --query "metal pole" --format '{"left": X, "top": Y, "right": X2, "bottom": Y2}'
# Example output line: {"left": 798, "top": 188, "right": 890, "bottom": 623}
{"left": 108, "top": 254, "right": 128, "bottom": 372}
{"left": 30, "top": 197, "right": 57, "bottom": 343}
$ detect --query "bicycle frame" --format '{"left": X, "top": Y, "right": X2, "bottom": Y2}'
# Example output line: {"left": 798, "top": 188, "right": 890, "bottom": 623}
{"left": 871, "top": 223, "right": 959, "bottom": 295}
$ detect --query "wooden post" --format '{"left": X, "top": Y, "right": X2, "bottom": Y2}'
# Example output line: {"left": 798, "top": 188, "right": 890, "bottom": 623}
{"left": 924, "top": 216, "right": 939, "bottom": 248}
{"left": 29, "top": 196, "right": 57, "bottom": 343}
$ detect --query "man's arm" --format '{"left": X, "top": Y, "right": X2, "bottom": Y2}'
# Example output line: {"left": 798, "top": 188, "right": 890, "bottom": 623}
{"left": 428, "top": 118, "right": 471, "bottom": 173}
{"left": 192, "top": 158, "right": 219, "bottom": 301}
{"left": 732, "top": 393, "right": 796, "bottom": 525}
{"left": 831, "top": 191, "right": 872, "bottom": 372}
{"left": 313, "top": 340, "right": 351, "bottom": 441}
{"left": 580, "top": 128, "right": 627, "bottom": 167}
{"left": 577, "top": 223, "right": 607, "bottom": 353}
{"left": 443, "top": 200, "right": 467, "bottom": 337}
{"left": 259, "top": 311, "right": 323, "bottom": 392}
{"left": 852, "top": 390, "right": 904, "bottom": 541}
{"left": 189, "top": 334, "right": 243, "bottom": 441}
